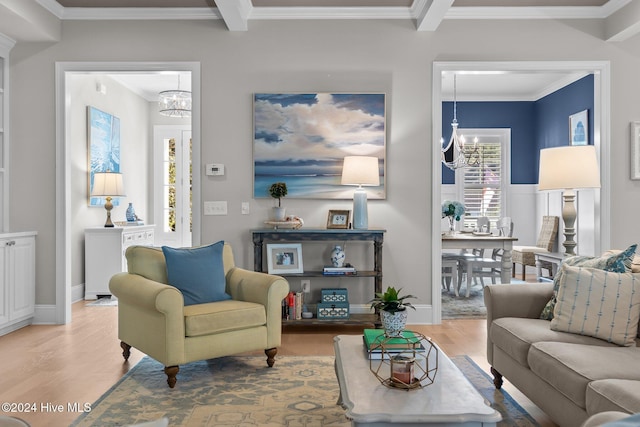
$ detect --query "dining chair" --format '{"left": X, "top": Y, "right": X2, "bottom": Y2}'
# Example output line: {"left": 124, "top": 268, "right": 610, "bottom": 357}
{"left": 441, "top": 258, "right": 459, "bottom": 292}
{"left": 511, "top": 215, "right": 559, "bottom": 281}
{"left": 456, "top": 216, "right": 513, "bottom": 297}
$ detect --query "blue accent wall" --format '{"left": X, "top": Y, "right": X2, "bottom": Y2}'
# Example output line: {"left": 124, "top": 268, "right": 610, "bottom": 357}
{"left": 441, "top": 74, "right": 594, "bottom": 185}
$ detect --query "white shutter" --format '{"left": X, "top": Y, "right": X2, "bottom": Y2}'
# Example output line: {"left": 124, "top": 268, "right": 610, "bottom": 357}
{"left": 455, "top": 131, "right": 508, "bottom": 230}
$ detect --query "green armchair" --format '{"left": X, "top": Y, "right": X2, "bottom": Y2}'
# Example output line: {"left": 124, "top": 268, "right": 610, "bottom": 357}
{"left": 109, "top": 243, "right": 290, "bottom": 388}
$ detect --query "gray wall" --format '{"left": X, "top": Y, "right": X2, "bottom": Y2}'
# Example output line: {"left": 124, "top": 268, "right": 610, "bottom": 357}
{"left": 8, "top": 18, "right": 640, "bottom": 314}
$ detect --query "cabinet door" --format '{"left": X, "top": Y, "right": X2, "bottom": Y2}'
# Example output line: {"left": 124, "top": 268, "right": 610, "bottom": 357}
{"left": 0, "top": 241, "right": 7, "bottom": 325}
{"left": 9, "top": 237, "right": 35, "bottom": 320}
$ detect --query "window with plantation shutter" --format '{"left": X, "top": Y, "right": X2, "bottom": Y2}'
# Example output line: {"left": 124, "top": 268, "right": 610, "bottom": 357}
{"left": 455, "top": 129, "right": 510, "bottom": 231}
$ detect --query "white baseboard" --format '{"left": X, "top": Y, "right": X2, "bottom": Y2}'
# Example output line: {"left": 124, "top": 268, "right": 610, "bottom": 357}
{"left": 349, "top": 303, "right": 434, "bottom": 325}
{"left": 33, "top": 304, "right": 57, "bottom": 325}
{"left": 72, "top": 283, "right": 85, "bottom": 303}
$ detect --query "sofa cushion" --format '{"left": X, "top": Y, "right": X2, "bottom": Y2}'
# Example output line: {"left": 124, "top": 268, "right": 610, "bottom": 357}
{"left": 184, "top": 299, "right": 267, "bottom": 337}
{"left": 162, "top": 241, "right": 231, "bottom": 306}
{"left": 550, "top": 265, "right": 640, "bottom": 346}
{"left": 528, "top": 342, "right": 640, "bottom": 410}
{"left": 540, "top": 245, "right": 638, "bottom": 320}
{"left": 490, "top": 317, "right": 616, "bottom": 368}
{"left": 586, "top": 379, "right": 640, "bottom": 416}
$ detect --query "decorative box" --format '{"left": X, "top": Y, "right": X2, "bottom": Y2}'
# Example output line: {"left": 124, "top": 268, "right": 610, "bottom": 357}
{"left": 317, "top": 302, "right": 350, "bottom": 319}
{"left": 321, "top": 288, "right": 348, "bottom": 303}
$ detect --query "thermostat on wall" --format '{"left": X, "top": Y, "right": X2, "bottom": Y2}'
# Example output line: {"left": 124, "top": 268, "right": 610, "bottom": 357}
{"left": 206, "top": 163, "right": 225, "bottom": 176}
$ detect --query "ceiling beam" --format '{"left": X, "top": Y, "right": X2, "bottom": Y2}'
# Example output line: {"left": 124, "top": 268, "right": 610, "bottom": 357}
{"left": 414, "top": 0, "right": 454, "bottom": 32}
{"left": 216, "top": 0, "right": 251, "bottom": 31}
{"left": 0, "top": 0, "right": 61, "bottom": 42}
{"left": 605, "top": 0, "right": 640, "bottom": 41}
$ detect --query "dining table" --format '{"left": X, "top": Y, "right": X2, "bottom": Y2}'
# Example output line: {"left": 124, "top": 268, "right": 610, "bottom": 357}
{"left": 442, "top": 232, "right": 519, "bottom": 291}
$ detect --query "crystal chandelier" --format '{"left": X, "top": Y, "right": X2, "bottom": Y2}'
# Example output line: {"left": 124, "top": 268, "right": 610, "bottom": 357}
{"left": 158, "top": 75, "right": 191, "bottom": 118}
{"left": 441, "top": 74, "right": 478, "bottom": 170}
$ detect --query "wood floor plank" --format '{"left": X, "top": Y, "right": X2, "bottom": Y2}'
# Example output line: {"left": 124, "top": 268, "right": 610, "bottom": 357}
{"left": 0, "top": 300, "right": 557, "bottom": 426}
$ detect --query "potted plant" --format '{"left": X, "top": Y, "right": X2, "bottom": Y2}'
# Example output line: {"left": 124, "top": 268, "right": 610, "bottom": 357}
{"left": 370, "top": 286, "right": 416, "bottom": 337}
{"left": 269, "top": 182, "right": 288, "bottom": 221}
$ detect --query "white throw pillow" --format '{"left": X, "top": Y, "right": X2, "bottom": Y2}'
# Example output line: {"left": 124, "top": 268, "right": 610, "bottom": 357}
{"left": 550, "top": 265, "right": 640, "bottom": 346}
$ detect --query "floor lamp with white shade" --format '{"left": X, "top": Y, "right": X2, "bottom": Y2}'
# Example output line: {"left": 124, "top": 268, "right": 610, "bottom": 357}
{"left": 538, "top": 145, "right": 600, "bottom": 256}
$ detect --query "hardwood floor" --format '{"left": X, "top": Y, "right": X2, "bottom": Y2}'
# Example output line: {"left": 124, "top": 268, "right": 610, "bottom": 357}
{"left": 0, "top": 300, "right": 557, "bottom": 427}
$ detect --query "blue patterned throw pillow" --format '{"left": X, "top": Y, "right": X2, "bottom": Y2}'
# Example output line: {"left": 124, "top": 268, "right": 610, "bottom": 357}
{"left": 539, "top": 244, "right": 638, "bottom": 320}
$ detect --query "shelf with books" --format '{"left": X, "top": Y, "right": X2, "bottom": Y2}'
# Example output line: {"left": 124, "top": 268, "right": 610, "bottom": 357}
{"left": 252, "top": 228, "right": 385, "bottom": 328}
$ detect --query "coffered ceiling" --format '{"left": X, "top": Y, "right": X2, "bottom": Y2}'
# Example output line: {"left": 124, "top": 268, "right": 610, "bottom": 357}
{"left": 1, "top": 0, "right": 637, "bottom": 41}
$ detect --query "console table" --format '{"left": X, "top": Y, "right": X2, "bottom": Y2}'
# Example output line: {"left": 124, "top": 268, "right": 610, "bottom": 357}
{"left": 251, "top": 228, "right": 385, "bottom": 325}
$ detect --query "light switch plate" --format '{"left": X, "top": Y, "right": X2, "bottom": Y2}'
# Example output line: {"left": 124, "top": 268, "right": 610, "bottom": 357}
{"left": 204, "top": 201, "right": 227, "bottom": 215}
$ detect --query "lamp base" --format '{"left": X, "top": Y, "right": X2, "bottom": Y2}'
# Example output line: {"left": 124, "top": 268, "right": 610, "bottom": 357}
{"left": 104, "top": 197, "right": 115, "bottom": 228}
{"left": 352, "top": 187, "right": 368, "bottom": 230}
{"left": 561, "top": 191, "right": 577, "bottom": 256}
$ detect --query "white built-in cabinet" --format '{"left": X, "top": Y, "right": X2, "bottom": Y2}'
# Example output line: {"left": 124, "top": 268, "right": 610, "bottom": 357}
{"left": 84, "top": 225, "right": 155, "bottom": 299}
{"left": 0, "top": 232, "right": 37, "bottom": 336}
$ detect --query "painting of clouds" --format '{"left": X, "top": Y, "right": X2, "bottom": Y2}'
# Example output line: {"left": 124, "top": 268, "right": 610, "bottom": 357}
{"left": 253, "top": 93, "right": 386, "bottom": 199}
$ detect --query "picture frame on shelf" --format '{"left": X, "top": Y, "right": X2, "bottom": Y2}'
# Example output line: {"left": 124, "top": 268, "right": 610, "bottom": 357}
{"left": 327, "top": 210, "right": 350, "bottom": 229}
{"left": 267, "top": 243, "right": 304, "bottom": 274}
{"left": 569, "top": 109, "right": 588, "bottom": 146}
{"left": 631, "top": 121, "right": 640, "bottom": 180}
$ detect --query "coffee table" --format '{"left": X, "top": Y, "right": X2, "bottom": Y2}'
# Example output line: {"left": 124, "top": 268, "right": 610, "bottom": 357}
{"left": 333, "top": 335, "right": 501, "bottom": 426}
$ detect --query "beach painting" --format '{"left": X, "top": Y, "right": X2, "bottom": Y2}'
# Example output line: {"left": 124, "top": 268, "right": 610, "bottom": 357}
{"left": 88, "top": 106, "right": 121, "bottom": 206}
{"left": 253, "top": 93, "right": 386, "bottom": 199}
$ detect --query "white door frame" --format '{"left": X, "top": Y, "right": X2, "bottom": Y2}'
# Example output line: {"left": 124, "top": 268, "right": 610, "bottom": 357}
{"left": 431, "top": 61, "right": 611, "bottom": 324}
{"left": 55, "top": 61, "right": 201, "bottom": 324}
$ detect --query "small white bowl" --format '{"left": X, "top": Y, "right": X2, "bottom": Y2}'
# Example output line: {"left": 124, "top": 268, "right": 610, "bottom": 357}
{"left": 302, "top": 312, "right": 313, "bottom": 319}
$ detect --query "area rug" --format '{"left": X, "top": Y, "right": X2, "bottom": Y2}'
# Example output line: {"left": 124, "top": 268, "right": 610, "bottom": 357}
{"left": 71, "top": 355, "right": 538, "bottom": 427}
{"left": 86, "top": 296, "right": 118, "bottom": 306}
{"left": 442, "top": 279, "right": 528, "bottom": 319}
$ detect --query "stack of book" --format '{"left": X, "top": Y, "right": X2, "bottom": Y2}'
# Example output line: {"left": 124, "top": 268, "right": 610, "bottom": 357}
{"left": 282, "top": 291, "right": 304, "bottom": 320}
{"left": 322, "top": 266, "right": 357, "bottom": 276}
{"left": 363, "top": 329, "right": 425, "bottom": 359}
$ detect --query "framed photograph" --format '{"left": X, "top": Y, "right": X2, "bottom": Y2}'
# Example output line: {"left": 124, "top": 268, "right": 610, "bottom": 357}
{"left": 88, "top": 106, "right": 121, "bottom": 206}
{"left": 327, "top": 209, "right": 350, "bottom": 229}
{"left": 569, "top": 109, "right": 588, "bottom": 146}
{"left": 267, "top": 243, "right": 304, "bottom": 274}
{"left": 631, "top": 122, "right": 640, "bottom": 180}
{"left": 253, "top": 93, "right": 386, "bottom": 199}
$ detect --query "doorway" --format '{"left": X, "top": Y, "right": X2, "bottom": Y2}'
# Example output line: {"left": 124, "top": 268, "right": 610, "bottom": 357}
{"left": 431, "top": 61, "right": 611, "bottom": 324}
{"left": 154, "top": 125, "right": 193, "bottom": 248}
{"left": 55, "top": 62, "right": 201, "bottom": 324}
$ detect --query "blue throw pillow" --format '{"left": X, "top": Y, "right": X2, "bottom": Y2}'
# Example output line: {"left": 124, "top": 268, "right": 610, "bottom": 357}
{"left": 162, "top": 241, "right": 231, "bottom": 306}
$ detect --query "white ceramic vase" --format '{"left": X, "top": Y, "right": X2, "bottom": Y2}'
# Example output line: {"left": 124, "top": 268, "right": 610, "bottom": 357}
{"left": 272, "top": 207, "right": 286, "bottom": 221}
{"left": 381, "top": 310, "right": 408, "bottom": 337}
{"left": 330, "top": 245, "right": 346, "bottom": 267}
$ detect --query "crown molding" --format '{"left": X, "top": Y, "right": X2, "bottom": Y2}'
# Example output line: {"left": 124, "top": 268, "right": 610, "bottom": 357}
{"left": 60, "top": 7, "right": 219, "bottom": 20}
{"left": 250, "top": 6, "right": 414, "bottom": 20}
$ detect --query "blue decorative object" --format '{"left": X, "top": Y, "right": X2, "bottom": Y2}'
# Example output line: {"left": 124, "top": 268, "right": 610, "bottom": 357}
{"left": 126, "top": 203, "right": 136, "bottom": 222}
{"left": 162, "top": 241, "right": 231, "bottom": 306}
{"left": 330, "top": 245, "right": 346, "bottom": 268}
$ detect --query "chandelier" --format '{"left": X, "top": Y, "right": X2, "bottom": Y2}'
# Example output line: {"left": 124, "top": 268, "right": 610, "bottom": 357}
{"left": 441, "top": 74, "right": 479, "bottom": 170}
{"left": 159, "top": 75, "right": 191, "bottom": 118}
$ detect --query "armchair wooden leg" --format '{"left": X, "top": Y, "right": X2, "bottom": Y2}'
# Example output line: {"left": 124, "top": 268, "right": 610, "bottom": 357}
{"left": 164, "top": 365, "right": 179, "bottom": 388}
{"left": 512, "top": 263, "right": 515, "bottom": 278}
{"left": 491, "top": 367, "right": 503, "bottom": 389}
{"left": 265, "top": 348, "right": 277, "bottom": 367}
{"left": 120, "top": 341, "right": 131, "bottom": 361}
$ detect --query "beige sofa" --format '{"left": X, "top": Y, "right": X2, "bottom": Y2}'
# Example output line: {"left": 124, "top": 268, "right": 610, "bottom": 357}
{"left": 109, "top": 244, "right": 290, "bottom": 387}
{"left": 485, "top": 282, "right": 640, "bottom": 427}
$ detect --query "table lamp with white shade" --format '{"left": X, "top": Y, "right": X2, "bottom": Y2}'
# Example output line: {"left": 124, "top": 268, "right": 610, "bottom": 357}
{"left": 341, "top": 156, "right": 380, "bottom": 230}
{"left": 538, "top": 145, "right": 600, "bottom": 256}
{"left": 91, "top": 171, "right": 126, "bottom": 228}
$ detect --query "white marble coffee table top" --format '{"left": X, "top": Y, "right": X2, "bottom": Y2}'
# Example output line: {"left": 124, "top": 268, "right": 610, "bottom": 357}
{"left": 333, "top": 334, "right": 501, "bottom": 426}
